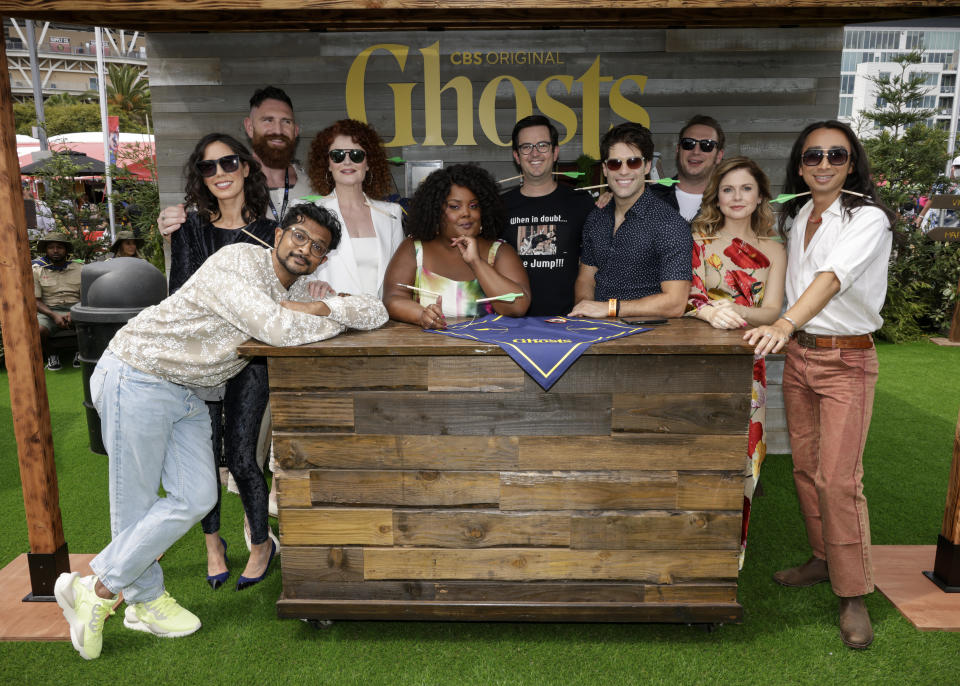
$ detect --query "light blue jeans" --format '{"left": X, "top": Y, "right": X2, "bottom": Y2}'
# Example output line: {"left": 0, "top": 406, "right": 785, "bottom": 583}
{"left": 89, "top": 351, "right": 218, "bottom": 604}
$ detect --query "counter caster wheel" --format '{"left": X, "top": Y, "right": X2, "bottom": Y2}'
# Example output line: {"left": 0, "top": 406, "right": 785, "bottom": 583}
{"left": 304, "top": 619, "right": 334, "bottom": 630}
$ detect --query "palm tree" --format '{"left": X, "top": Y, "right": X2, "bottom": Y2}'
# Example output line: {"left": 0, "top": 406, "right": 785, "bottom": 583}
{"left": 106, "top": 64, "right": 151, "bottom": 125}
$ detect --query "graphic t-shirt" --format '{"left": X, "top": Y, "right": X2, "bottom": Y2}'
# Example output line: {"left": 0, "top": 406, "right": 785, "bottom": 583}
{"left": 500, "top": 184, "right": 595, "bottom": 316}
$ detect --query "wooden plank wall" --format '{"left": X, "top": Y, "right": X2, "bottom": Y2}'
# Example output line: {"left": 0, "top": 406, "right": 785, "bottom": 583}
{"left": 148, "top": 27, "right": 842, "bottom": 208}
{"left": 269, "top": 350, "right": 752, "bottom": 621}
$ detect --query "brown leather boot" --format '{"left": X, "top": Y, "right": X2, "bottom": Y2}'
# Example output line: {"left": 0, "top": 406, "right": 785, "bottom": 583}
{"left": 839, "top": 596, "right": 873, "bottom": 649}
{"left": 773, "top": 556, "right": 829, "bottom": 587}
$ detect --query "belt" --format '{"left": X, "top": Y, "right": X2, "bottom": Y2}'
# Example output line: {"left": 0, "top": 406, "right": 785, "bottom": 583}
{"left": 794, "top": 331, "right": 874, "bottom": 349}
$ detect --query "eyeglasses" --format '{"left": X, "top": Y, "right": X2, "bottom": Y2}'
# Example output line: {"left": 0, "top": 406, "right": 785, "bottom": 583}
{"left": 517, "top": 141, "right": 553, "bottom": 156}
{"left": 679, "top": 138, "right": 719, "bottom": 153}
{"left": 329, "top": 149, "right": 366, "bottom": 164}
{"left": 195, "top": 154, "right": 241, "bottom": 178}
{"left": 285, "top": 228, "right": 328, "bottom": 258}
{"left": 604, "top": 157, "right": 645, "bottom": 171}
{"left": 801, "top": 147, "right": 850, "bottom": 167}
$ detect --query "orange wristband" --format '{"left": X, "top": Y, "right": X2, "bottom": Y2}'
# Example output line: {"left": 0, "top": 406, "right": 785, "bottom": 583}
{"left": 608, "top": 299, "right": 618, "bottom": 318}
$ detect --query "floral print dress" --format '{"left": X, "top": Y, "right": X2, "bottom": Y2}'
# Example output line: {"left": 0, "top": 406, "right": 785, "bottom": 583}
{"left": 685, "top": 233, "right": 775, "bottom": 569}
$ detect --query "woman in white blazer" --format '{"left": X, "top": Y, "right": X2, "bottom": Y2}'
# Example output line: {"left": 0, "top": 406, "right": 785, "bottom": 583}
{"left": 304, "top": 119, "right": 404, "bottom": 297}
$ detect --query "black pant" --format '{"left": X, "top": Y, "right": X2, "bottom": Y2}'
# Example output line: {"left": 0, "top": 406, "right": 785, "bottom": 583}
{"left": 200, "top": 358, "right": 271, "bottom": 545}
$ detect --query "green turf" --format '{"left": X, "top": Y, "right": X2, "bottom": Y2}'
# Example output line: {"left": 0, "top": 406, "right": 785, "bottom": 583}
{"left": 1, "top": 342, "right": 959, "bottom": 685}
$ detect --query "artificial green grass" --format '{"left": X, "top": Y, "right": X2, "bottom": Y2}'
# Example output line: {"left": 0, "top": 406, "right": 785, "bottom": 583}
{"left": 1, "top": 342, "right": 959, "bottom": 685}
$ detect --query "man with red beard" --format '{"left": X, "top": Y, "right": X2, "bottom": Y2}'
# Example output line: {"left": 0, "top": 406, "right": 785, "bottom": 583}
{"left": 157, "top": 86, "right": 312, "bottom": 234}
{"left": 649, "top": 114, "right": 726, "bottom": 222}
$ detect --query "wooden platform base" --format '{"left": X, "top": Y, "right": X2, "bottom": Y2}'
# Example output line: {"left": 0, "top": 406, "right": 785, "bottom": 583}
{"left": 930, "top": 337, "right": 960, "bottom": 347}
{"left": 0, "top": 553, "right": 96, "bottom": 642}
{"left": 873, "top": 545, "right": 960, "bottom": 632}
{"left": 277, "top": 597, "right": 743, "bottom": 624}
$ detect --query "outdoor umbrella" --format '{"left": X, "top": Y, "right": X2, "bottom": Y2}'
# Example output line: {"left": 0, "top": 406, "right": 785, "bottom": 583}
{"left": 19, "top": 149, "right": 106, "bottom": 176}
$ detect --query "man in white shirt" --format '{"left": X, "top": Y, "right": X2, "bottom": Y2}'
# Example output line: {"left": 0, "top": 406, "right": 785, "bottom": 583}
{"left": 55, "top": 204, "right": 387, "bottom": 661}
{"left": 649, "top": 114, "right": 726, "bottom": 222}
{"left": 744, "top": 121, "right": 896, "bottom": 651}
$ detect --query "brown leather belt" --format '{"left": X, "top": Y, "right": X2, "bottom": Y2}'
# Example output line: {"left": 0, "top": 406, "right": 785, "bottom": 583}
{"left": 795, "top": 331, "right": 874, "bottom": 349}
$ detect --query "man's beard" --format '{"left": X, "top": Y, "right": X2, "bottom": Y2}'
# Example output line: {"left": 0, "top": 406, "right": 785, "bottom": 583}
{"left": 250, "top": 131, "right": 297, "bottom": 170}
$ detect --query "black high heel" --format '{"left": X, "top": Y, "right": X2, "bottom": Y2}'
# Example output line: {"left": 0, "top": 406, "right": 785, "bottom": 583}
{"left": 236, "top": 539, "right": 276, "bottom": 591}
{"left": 206, "top": 536, "right": 229, "bottom": 590}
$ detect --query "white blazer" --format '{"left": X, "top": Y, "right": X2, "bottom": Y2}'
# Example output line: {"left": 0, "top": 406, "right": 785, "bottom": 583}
{"left": 304, "top": 191, "right": 404, "bottom": 297}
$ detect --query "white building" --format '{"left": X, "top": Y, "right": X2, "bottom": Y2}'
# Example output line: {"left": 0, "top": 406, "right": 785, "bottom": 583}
{"left": 4, "top": 19, "right": 147, "bottom": 101}
{"left": 839, "top": 19, "right": 960, "bottom": 135}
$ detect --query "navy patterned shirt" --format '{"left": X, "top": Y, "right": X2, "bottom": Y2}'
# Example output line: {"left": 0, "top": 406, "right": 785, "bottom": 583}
{"left": 580, "top": 189, "right": 692, "bottom": 301}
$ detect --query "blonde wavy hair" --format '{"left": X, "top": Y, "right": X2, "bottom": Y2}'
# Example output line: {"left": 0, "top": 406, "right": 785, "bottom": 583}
{"left": 691, "top": 156, "right": 779, "bottom": 239}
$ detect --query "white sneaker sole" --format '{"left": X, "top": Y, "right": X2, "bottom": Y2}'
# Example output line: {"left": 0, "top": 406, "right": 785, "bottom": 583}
{"left": 54, "top": 572, "right": 97, "bottom": 660}
{"left": 123, "top": 605, "right": 201, "bottom": 638}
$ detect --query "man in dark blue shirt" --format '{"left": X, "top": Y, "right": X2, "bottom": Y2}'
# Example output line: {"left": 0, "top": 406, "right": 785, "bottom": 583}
{"left": 570, "top": 122, "right": 692, "bottom": 319}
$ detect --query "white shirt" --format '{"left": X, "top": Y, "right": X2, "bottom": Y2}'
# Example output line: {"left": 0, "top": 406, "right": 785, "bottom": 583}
{"left": 109, "top": 243, "right": 387, "bottom": 387}
{"left": 786, "top": 197, "right": 892, "bottom": 336}
{"left": 675, "top": 188, "right": 702, "bottom": 222}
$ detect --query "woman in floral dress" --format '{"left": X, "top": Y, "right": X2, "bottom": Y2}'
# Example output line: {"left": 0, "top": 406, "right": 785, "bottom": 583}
{"left": 685, "top": 156, "right": 787, "bottom": 567}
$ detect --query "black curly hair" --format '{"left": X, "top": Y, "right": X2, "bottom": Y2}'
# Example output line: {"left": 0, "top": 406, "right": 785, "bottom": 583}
{"left": 405, "top": 164, "right": 504, "bottom": 241}
{"left": 779, "top": 120, "right": 896, "bottom": 234}
{"left": 184, "top": 133, "right": 269, "bottom": 224}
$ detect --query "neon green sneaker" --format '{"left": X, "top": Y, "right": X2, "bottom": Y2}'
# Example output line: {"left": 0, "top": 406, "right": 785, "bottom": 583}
{"left": 54, "top": 572, "right": 116, "bottom": 660}
{"left": 123, "top": 591, "right": 201, "bottom": 638}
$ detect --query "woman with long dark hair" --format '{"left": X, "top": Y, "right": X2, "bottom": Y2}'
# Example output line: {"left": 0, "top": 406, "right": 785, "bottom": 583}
{"left": 744, "top": 121, "right": 896, "bottom": 650}
{"left": 171, "top": 132, "right": 279, "bottom": 591}
{"left": 383, "top": 164, "right": 530, "bottom": 327}
{"left": 685, "top": 156, "right": 786, "bottom": 569}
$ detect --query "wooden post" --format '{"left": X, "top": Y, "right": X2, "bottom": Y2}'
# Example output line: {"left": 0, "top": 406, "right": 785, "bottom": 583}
{"left": 925, "top": 409, "right": 960, "bottom": 591}
{"left": 0, "top": 26, "right": 70, "bottom": 600}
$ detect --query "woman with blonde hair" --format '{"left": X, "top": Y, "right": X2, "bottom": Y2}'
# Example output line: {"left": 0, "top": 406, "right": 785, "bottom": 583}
{"left": 684, "top": 155, "right": 786, "bottom": 567}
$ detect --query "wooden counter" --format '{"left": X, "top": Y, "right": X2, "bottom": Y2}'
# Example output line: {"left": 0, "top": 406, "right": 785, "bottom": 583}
{"left": 239, "top": 318, "right": 754, "bottom": 624}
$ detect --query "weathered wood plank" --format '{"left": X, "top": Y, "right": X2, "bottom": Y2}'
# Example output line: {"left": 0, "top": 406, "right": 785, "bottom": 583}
{"left": 309, "top": 469, "right": 500, "bottom": 506}
{"left": 612, "top": 392, "right": 750, "bottom": 434}
{"left": 500, "top": 471, "right": 677, "bottom": 511}
{"left": 276, "top": 470, "right": 312, "bottom": 508}
{"left": 394, "top": 509, "right": 570, "bottom": 547}
{"left": 353, "top": 392, "right": 611, "bottom": 436}
{"left": 268, "top": 356, "right": 428, "bottom": 391}
{"left": 570, "top": 511, "right": 740, "bottom": 550}
{"left": 364, "top": 547, "right": 738, "bottom": 581}
{"left": 527, "top": 354, "right": 752, "bottom": 394}
{"left": 274, "top": 433, "right": 520, "bottom": 470}
{"left": 280, "top": 579, "right": 737, "bottom": 603}
{"left": 280, "top": 508, "right": 394, "bottom": 546}
{"left": 677, "top": 473, "right": 744, "bottom": 511}
{"left": 427, "top": 356, "right": 525, "bottom": 391}
{"left": 276, "top": 598, "right": 744, "bottom": 623}
{"left": 281, "top": 547, "right": 364, "bottom": 588}
{"left": 271, "top": 392, "right": 354, "bottom": 432}
{"left": 518, "top": 434, "right": 745, "bottom": 471}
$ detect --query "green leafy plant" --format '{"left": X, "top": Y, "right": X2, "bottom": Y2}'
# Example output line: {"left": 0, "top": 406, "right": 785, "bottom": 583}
{"left": 111, "top": 143, "right": 163, "bottom": 272}
{"left": 31, "top": 148, "right": 107, "bottom": 263}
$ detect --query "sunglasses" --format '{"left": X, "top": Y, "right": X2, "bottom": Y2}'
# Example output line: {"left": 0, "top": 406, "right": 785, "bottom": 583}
{"left": 329, "top": 149, "right": 366, "bottom": 164}
{"left": 195, "top": 154, "right": 241, "bottom": 178}
{"left": 285, "top": 228, "right": 328, "bottom": 258}
{"left": 679, "top": 137, "right": 719, "bottom": 153}
{"left": 604, "top": 157, "right": 645, "bottom": 171}
{"left": 801, "top": 147, "right": 850, "bottom": 167}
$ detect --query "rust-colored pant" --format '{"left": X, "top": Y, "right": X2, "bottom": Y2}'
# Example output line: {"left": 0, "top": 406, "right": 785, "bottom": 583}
{"left": 782, "top": 340, "right": 878, "bottom": 597}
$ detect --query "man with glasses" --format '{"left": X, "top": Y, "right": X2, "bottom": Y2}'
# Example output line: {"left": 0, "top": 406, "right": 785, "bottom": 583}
{"left": 158, "top": 86, "right": 313, "bottom": 235}
{"left": 570, "top": 123, "right": 692, "bottom": 319}
{"left": 650, "top": 114, "right": 726, "bottom": 221}
{"left": 55, "top": 204, "right": 387, "bottom": 661}
{"left": 500, "top": 115, "right": 595, "bottom": 316}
